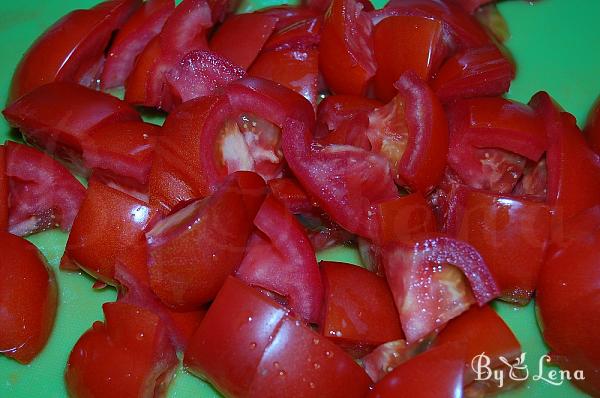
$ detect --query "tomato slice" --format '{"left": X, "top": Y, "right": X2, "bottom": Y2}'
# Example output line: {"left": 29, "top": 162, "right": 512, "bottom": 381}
{"left": 366, "top": 72, "right": 449, "bottom": 194}
{"left": 0, "top": 146, "right": 7, "bottom": 230}
{"left": 319, "top": 261, "right": 403, "bottom": 357}
{"left": 537, "top": 220, "right": 600, "bottom": 396}
{"left": 65, "top": 302, "right": 178, "bottom": 398}
{"left": 431, "top": 45, "right": 515, "bottom": 103}
{"left": 446, "top": 97, "right": 547, "bottom": 194}
{"left": 8, "top": 0, "right": 141, "bottom": 103}
{"left": 0, "top": 232, "right": 57, "bottom": 364}
{"left": 185, "top": 276, "right": 372, "bottom": 398}
{"left": 235, "top": 195, "right": 323, "bottom": 323}
{"left": 61, "top": 179, "right": 157, "bottom": 286}
{"left": 262, "top": 17, "right": 322, "bottom": 52}
{"left": 165, "top": 49, "right": 246, "bottom": 104}
{"left": 282, "top": 118, "right": 398, "bottom": 241}
{"left": 372, "top": 15, "right": 446, "bottom": 101}
{"left": 377, "top": 192, "right": 437, "bottom": 245}
{"left": 319, "top": 0, "right": 376, "bottom": 96}
{"left": 445, "top": 186, "right": 551, "bottom": 304}
{"left": 585, "top": 97, "right": 600, "bottom": 154}
{"left": 101, "top": 0, "right": 175, "bottom": 89}
{"left": 149, "top": 77, "right": 313, "bottom": 213}
{"left": 210, "top": 13, "right": 278, "bottom": 69}
{"left": 531, "top": 91, "right": 600, "bottom": 222}
{"left": 258, "top": 6, "right": 320, "bottom": 30}
{"left": 3, "top": 82, "right": 141, "bottom": 168}
{"left": 433, "top": 305, "right": 521, "bottom": 387}
{"left": 5, "top": 142, "right": 86, "bottom": 236}
{"left": 249, "top": 48, "right": 319, "bottom": 108}
{"left": 360, "top": 339, "right": 429, "bottom": 382}
{"left": 382, "top": 235, "right": 499, "bottom": 343}
{"left": 146, "top": 172, "right": 266, "bottom": 309}
{"left": 367, "top": 343, "right": 465, "bottom": 398}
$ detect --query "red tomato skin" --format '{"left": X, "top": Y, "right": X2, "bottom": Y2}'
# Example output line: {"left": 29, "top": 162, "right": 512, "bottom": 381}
{"left": 392, "top": 72, "right": 449, "bottom": 193}
{"left": 367, "top": 343, "right": 464, "bottom": 398}
{"left": 317, "top": 94, "right": 382, "bottom": 133}
{"left": 210, "top": 13, "right": 279, "bottom": 69}
{"left": 61, "top": 180, "right": 157, "bottom": 285}
{"left": 81, "top": 120, "right": 160, "bottom": 190}
{"left": 433, "top": 305, "right": 521, "bottom": 384}
{"left": 282, "top": 118, "right": 398, "bottom": 241}
{"left": 267, "top": 177, "right": 314, "bottom": 214}
{"left": 262, "top": 17, "right": 322, "bottom": 52}
{"left": 373, "top": 16, "right": 446, "bottom": 102}
{"left": 5, "top": 141, "right": 86, "bottom": 236}
{"left": 319, "top": 261, "right": 403, "bottom": 357}
{"left": 0, "top": 146, "right": 7, "bottom": 230}
{"left": 585, "top": 98, "right": 600, "bottom": 154}
{"left": 319, "top": 0, "right": 377, "bottom": 96}
{"left": 3, "top": 82, "right": 141, "bottom": 167}
{"left": 8, "top": 0, "right": 141, "bottom": 103}
{"left": 431, "top": 45, "right": 515, "bottom": 103}
{"left": 377, "top": 192, "right": 436, "bottom": 245}
{"left": 249, "top": 48, "right": 319, "bottom": 108}
{"left": 445, "top": 186, "right": 551, "bottom": 304}
{"left": 0, "top": 232, "right": 57, "bottom": 364}
{"left": 146, "top": 172, "right": 266, "bottom": 309}
{"left": 184, "top": 276, "right": 289, "bottom": 397}
{"left": 236, "top": 195, "right": 323, "bottom": 323}
{"left": 258, "top": 6, "right": 320, "bottom": 30}
{"left": 537, "top": 227, "right": 600, "bottom": 396}
{"left": 101, "top": 0, "right": 175, "bottom": 89}
{"left": 65, "top": 302, "right": 178, "bottom": 398}
{"left": 530, "top": 91, "right": 600, "bottom": 222}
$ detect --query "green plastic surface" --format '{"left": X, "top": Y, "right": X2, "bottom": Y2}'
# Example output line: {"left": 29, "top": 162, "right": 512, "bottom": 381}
{"left": 0, "top": 0, "right": 598, "bottom": 397}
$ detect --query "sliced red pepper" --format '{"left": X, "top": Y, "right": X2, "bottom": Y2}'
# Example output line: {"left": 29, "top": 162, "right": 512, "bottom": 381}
{"left": 8, "top": 0, "right": 141, "bottom": 103}
{"left": 319, "top": 0, "right": 376, "bottom": 95}
{"left": 5, "top": 141, "right": 86, "bottom": 236}
{"left": 431, "top": 45, "right": 515, "bottom": 104}
{"left": 61, "top": 179, "right": 158, "bottom": 286}
{"left": 101, "top": 0, "right": 175, "bottom": 89}
{"left": 146, "top": 172, "right": 266, "bottom": 309}
{"left": 282, "top": 118, "right": 398, "bottom": 241}
{"left": 209, "top": 13, "right": 279, "bottom": 69}
{"left": 366, "top": 71, "right": 449, "bottom": 193}
{"left": 372, "top": 15, "right": 446, "bottom": 102}
{"left": 319, "top": 261, "right": 403, "bottom": 357}
{"left": 446, "top": 96, "right": 547, "bottom": 194}
{"left": 235, "top": 195, "right": 323, "bottom": 323}
{"left": 445, "top": 186, "right": 551, "bottom": 304}
{"left": 382, "top": 235, "right": 499, "bottom": 343}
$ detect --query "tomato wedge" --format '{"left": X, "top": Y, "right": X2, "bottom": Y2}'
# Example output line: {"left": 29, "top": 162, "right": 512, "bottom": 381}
{"left": 146, "top": 172, "right": 266, "bottom": 309}
{"left": 319, "top": 261, "right": 403, "bottom": 357}
{"left": 372, "top": 15, "right": 446, "bottom": 101}
{"left": 5, "top": 141, "right": 86, "bottom": 236}
{"left": 8, "top": 0, "right": 141, "bottom": 103}
{"left": 0, "top": 232, "right": 57, "bottom": 364}
{"left": 366, "top": 72, "right": 449, "bottom": 194}
{"left": 235, "top": 194, "right": 323, "bottom": 323}
{"left": 184, "top": 276, "right": 372, "bottom": 398}
{"left": 445, "top": 186, "right": 551, "bottom": 304}
{"left": 101, "top": 0, "right": 175, "bottom": 89}
{"left": 210, "top": 13, "right": 278, "bottom": 69}
{"left": 361, "top": 339, "right": 429, "bottom": 382}
{"left": 319, "top": 0, "right": 376, "bottom": 95}
{"left": 262, "top": 17, "right": 322, "bottom": 52}
{"left": 282, "top": 118, "right": 398, "bottom": 241}
{"left": 62, "top": 180, "right": 158, "bottom": 286}
{"left": 382, "top": 235, "right": 499, "bottom": 343}
{"left": 377, "top": 192, "right": 436, "bottom": 245}
{"left": 65, "top": 302, "right": 178, "bottom": 398}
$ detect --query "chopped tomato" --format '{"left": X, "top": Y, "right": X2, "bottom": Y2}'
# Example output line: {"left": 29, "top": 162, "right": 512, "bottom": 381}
{"left": 8, "top": 0, "right": 141, "bottom": 103}
{"left": 382, "top": 235, "right": 499, "bottom": 342}
{"left": 258, "top": 6, "right": 320, "bottom": 30}
{"left": 65, "top": 302, "right": 178, "bottom": 398}
{"left": 377, "top": 192, "right": 437, "bottom": 245}
{"left": 184, "top": 276, "right": 372, "bottom": 398}
{"left": 235, "top": 195, "right": 323, "bottom": 323}
{"left": 360, "top": 339, "right": 430, "bottom": 382}
{"left": 5, "top": 141, "right": 86, "bottom": 236}
{"left": 262, "top": 17, "right": 322, "bottom": 52}
{"left": 319, "top": 261, "right": 403, "bottom": 357}
{"left": 0, "top": 232, "right": 57, "bottom": 364}
{"left": 146, "top": 172, "right": 266, "bottom": 309}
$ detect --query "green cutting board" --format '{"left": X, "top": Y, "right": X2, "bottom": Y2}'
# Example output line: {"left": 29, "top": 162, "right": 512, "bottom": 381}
{"left": 0, "top": 0, "right": 598, "bottom": 397}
